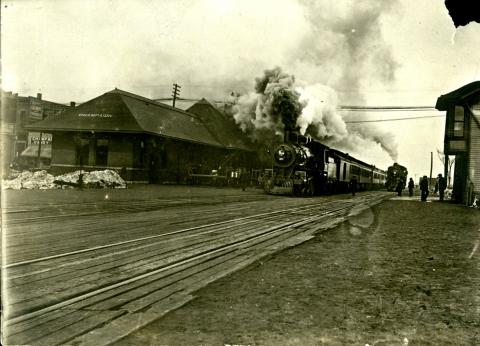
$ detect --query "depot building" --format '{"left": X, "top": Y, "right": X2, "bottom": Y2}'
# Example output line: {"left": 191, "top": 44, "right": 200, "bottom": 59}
{"left": 436, "top": 81, "right": 480, "bottom": 204}
{"left": 27, "top": 89, "right": 256, "bottom": 183}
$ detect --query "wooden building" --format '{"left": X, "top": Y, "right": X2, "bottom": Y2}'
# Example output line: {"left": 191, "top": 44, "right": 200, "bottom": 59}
{"left": 27, "top": 89, "right": 256, "bottom": 183}
{"left": 436, "top": 81, "right": 480, "bottom": 204}
{"left": 186, "top": 98, "right": 257, "bottom": 168}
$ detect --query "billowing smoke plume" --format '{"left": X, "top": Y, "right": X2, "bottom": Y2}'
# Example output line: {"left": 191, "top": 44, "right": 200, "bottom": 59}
{"left": 231, "top": 1, "right": 400, "bottom": 164}
{"left": 296, "top": 83, "right": 398, "bottom": 161}
{"left": 233, "top": 67, "right": 304, "bottom": 144}
{"left": 233, "top": 67, "right": 398, "bottom": 162}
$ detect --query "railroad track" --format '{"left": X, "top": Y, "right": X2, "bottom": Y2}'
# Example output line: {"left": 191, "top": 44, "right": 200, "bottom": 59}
{"left": 3, "top": 192, "right": 391, "bottom": 345}
{"left": 3, "top": 193, "right": 275, "bottom": 225}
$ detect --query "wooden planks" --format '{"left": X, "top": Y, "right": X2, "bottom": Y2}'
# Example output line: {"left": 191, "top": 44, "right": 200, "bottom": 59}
{"left": 3, "top": 191, "right": 392, "bottom": 345}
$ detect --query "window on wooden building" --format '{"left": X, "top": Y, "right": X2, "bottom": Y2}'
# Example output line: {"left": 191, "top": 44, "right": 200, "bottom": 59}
{"left": 453, "top": 105, "right": 465, "bottom": 137}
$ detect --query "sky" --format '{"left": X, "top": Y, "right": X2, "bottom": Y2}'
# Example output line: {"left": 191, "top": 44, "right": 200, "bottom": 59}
{"left": 3, "top": 0, "right": 480, "bottom": 180}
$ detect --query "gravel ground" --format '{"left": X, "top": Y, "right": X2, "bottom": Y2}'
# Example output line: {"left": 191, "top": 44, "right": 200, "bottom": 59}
{"left": 119, "top": 198, "right": 480, "bottom": 346}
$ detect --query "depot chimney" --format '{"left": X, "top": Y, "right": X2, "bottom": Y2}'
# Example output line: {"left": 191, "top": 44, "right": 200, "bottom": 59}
{"left": 37, "top": 93, "right": 42, "bottom": 100}
{"left": 70, "top": 101, "right": 76, "bottom": 108}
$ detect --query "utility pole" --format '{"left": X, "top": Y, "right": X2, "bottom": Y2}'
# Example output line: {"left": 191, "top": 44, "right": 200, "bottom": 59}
{"left": 36, "top": 132, "right": 43, "bottom": 168}
{"left": 172, "top": 83, "right": 181, "bottom": 108}
{"left": 429, "top": 151, "right": 433, "bottom": 184}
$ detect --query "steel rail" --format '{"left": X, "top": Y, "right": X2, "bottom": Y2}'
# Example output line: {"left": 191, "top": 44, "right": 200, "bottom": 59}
{"left": 3, "top": 201, "right": 333, "bottom": 269}
{"left": 3, "top": 194, "right": 272, "bottom": 224}
{"left": 4, "top": 212, "right": 326, "bottom": 327}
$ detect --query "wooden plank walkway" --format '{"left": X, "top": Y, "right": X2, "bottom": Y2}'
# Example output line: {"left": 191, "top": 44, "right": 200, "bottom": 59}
{"left": 3, "top": 191, "right": 391, "bottom": 345}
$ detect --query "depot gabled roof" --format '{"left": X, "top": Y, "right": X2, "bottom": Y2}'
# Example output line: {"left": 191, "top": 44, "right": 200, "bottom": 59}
{"left": 435, "top": 81, "right": 480, "bottom": 111}
{"left": 186, "top": 98, "right": 254, "bottom": 152}
{"left": 26, "top": 89, "right": 224, "bottom": 148}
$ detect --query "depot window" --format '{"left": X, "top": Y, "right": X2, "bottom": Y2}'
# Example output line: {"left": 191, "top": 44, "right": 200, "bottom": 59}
{"left": 452, "top": 105, "right": 465, "bottom": 137}
{"left": 75, "top": 136, "right": 109, "bottom": 166}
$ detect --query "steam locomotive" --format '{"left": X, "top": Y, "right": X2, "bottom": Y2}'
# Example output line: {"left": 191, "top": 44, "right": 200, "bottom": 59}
{"left": 385, "top": 163, "right": 408, "bottom": 192}
{"left": 264, "top": 132, "right": 387, "bottom": 196}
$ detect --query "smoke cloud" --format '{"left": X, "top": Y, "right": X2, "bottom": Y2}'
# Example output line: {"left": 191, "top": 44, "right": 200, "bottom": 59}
{"left": 229, "top": 0, "right": 400, "bottom": 163}
{"left": 233, "top": 67, "right": 398, "bottom": 162}
{"left": 233, "top": 67, "right": 303, "bottom": 143}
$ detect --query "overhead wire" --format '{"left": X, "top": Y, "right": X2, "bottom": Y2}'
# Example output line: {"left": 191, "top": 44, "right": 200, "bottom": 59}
{"left": 344, "top": 114, "right": 445, "bottom": 123}
{"left": 154, "top": 97, "right": 445, "bottom": 122}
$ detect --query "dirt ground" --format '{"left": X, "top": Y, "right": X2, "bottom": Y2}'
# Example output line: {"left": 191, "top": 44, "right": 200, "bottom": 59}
{"left": 119, "top": 198, "right": 480, "bottom": 346}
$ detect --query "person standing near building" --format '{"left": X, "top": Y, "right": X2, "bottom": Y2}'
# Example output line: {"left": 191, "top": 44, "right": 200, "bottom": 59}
{"left": 408, "top": 178, "right": 414, "bottom": 197}
{"left": 240, "top": 168, "right": 249, "bottom": 191}
{"left": 350, "top": 175, "right": 357, "bottom": 196}
{"left": 420, "top": 175, "right": 429, "bottom": 201}
{"left": 438, "top": 174, "right": 447, "bottom": 201}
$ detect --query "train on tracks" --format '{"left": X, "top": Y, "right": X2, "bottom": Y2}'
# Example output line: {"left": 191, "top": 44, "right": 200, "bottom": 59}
{"left": 385, "top": 162, "right": 408, "bottom": 192}
{"left": 263, "top": 131, "right": 387, "bottom": 196}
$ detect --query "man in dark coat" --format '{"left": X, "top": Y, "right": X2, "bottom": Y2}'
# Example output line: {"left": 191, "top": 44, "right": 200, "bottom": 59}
{"left": 438, "top": 174, "right": 447, "bottom": 201}
{"left": 408, "top": 178, "right": 414, "bottom": 197}
{"left": 420, "top": 175, "right": 429, "bottom": 201}
{"left": 350, "top": 175, "right": 357, "bottom": 196}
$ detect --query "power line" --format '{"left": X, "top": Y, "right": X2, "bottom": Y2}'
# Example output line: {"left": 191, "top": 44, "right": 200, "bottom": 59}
{"left": 156, "top": 97, "right": 439, "bottom": 111}
{"left": 345, "top": 114, "right": 445, "bottom": 123}
{"left": 340, "top": 106, "right": 436, "bottom": 111}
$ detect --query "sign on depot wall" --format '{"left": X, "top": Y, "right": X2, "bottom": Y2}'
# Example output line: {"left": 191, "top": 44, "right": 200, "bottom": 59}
{"left": 28, "top": 132, "right": 52, "bottom": 146}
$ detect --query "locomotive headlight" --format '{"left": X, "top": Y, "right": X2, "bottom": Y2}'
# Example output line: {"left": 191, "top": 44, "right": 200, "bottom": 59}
{"left": 273, "top": 144, "right": 295, "bottom": 167}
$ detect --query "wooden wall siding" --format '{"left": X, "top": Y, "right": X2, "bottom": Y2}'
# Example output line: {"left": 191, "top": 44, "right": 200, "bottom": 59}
{"left": 108, "top": 136, "right": 133, "bottom": 168}
{"left": 51, "top": 132, "right": 76, "bottom": 165}
{"left": 469, "top": 104, "right": 480, "bottom": 193}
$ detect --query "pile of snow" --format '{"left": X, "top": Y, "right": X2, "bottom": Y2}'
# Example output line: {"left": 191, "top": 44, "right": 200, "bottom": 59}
{"left": 444, "top": 188, "right": 452, "bottom": 200}
{"left": 2, "top": 169, "right": 126, "bottom": 190}
{"left": 54, "top": 170, "right": 84, "bottom": 186}
{"left": 2, "top": 170, "right": 56, "bottom": 190}
{"left": 472, "top": 195, "right": 479, "bottom": 208}
{"left": 83, "top": 170, "right": 126, "bottom": 188}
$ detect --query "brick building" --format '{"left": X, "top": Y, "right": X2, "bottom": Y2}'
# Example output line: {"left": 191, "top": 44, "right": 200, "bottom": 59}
{"left": 1, "top": 91, "right": 68, "bottom": 175}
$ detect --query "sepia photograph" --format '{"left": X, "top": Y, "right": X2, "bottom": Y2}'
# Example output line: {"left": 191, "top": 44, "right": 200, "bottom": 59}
{"left": 1, "top": 0, "right": 480, "bottom": 345}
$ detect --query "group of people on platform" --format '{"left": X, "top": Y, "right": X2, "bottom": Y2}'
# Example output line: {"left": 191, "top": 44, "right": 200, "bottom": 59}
{"left": 419, "top": 174, "right": 447, "bottom": 202}
{"left": 398, "top": 174, "right": 446, "bottom": 202}
{"left": 349, "top": 174, "right": 448, "bottom": 202}
{"left": 403, "top": 174, "right": 447, "bottom": 202}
